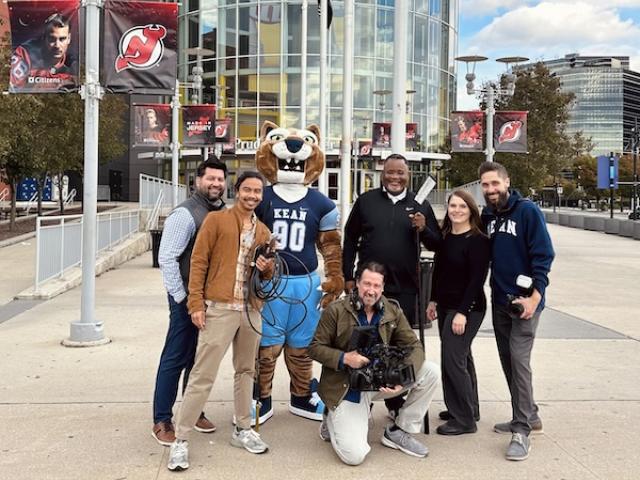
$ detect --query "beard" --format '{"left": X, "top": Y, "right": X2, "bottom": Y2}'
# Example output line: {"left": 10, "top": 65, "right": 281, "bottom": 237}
{"left": 484, "top": 190, "right": 509, "bottom": 211}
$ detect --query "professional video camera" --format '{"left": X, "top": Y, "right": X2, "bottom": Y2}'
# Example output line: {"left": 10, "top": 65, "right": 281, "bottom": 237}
{"left": 347, "top": 326, "right": 415, "bottom": 391}
{"left": 506, "top": 274, "right": 534, "bottom": 318}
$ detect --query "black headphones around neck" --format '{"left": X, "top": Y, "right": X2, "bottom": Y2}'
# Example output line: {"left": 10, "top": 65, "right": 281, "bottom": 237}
{"left": 350, "top": 290, "right": 384, "bottom": 313}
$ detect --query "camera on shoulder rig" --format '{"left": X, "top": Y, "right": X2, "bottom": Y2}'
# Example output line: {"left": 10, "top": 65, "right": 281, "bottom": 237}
{"left": 347, "top": 326, "right": 415, "bottom": 391}
{"left": 506, "top": 274, "right": 534, "bottom": 318}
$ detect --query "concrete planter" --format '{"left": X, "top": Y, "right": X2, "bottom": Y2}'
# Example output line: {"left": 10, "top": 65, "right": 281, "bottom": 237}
{"left": 634, "top": 222, "right": 640, "bottom": 240}
{"left": 559, "top": 214, "right": 571, "bottom": 226}
{"left": 619, "top": 220, "right": 635, "bottom": 238}
{"left": 584, "top": 216, "right": 605, "bottom": 231}
{"left": 604, "top": 218, "right": 620, "bottom": 234}
{"left": 545, "top": 212, "right": 559, "bottom": 224}
{"left": 569, "top": 216, "right": 585, "bottom": 228}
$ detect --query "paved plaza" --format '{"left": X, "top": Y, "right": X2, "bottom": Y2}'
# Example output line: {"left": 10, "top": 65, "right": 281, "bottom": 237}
{"left": 0, "top": 223, "right": 639, "bottom": 479}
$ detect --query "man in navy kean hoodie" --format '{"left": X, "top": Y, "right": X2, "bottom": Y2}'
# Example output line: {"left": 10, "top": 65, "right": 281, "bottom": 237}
{"left": 478, "top": 161, "right": 554, "bottom": 462}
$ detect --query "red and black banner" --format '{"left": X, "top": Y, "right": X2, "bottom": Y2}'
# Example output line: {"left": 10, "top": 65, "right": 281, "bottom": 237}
{"left": 103, "top": 0, "right": 178, "bottom": 94}
{"left": 451, "top": 111, "right": 484, "bottom": 152}
{"left": 182, "top": 105, "right": 216, "bottom": 147}
{"left": 133, "top": 104, "right": 170, "bottom": 147}
{"left": 494, "top": 111, "right": 528, "bottom": 153}
{"left": 406, "top": 122, "right": 418, "bottom": 150}
{"left": 215, "top": 116, "right": 232, "bottom": 143}
{"left": 358, "top": 140, "right": 372, "bottom": 157}
{"left": 372, "top": 122, "right": 391, "bottom": 148}
{"left": 8, "top": 0, "right": 80, "bottom": 93}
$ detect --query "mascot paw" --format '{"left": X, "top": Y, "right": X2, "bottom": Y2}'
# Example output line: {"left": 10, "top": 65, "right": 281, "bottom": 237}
{"left": 321, "top": 277, "right": 344, "bottom": 298}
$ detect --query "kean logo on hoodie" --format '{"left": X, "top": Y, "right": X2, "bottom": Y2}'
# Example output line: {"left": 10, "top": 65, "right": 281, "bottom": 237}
{"left": 488, "top": 218, "right": 517, "bottom": 237}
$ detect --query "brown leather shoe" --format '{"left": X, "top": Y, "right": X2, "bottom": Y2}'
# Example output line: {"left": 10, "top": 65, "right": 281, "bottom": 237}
{"left": 152, "top": 421, "right": 175, "bottom": 446}
{"left": 194, "top": 413, "right": 216, "bottom": 433}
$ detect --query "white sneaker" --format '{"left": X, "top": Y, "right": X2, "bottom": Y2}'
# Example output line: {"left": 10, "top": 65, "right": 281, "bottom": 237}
{"left": 167, "top": 439, "right": 189, "bottom": 471}
{"left": 230, "top": 427, "right": 269, "bottom": 454}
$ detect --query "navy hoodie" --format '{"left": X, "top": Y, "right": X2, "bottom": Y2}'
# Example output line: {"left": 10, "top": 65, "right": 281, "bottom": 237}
{"left": 481, "top": 190, "right": 555, "bottom": 310}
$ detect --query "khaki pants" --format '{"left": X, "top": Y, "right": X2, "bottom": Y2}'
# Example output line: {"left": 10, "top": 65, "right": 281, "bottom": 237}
{"left": 175, "top": 306, "right": 261, "bottom": 439}
{"left": 326, "top": 361, "right": 439, "bottom": 466}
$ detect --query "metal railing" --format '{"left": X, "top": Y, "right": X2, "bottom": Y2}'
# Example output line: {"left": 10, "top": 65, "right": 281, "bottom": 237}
{"left": 428, "top": 180, "right": 485, "bottom": 208}
{"left": 139, "top": 174, "right": 186, "bottom": 213}
{"left": 35, "top": 209, "right": 141, "bottom": 291}
{"left": 25, "top": 191, "right": 38, "bottom": 215}
{"left": 64, "top": 188, "right": 77, "bottom": 207}
{"left": 148, "top": 190, "right": 164, "bottom": 231}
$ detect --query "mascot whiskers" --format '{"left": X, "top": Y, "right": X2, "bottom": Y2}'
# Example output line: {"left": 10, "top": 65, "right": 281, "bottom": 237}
{"left": 251, "top": 121, "right": 343, "bottom": 424}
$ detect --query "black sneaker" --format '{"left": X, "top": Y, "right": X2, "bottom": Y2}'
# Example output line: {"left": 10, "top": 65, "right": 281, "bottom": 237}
{"left": 289, "top": 379, "right": 324, "bottom": 421}
{"left": 439, "top": 410, "right": 480, "bottom": 422}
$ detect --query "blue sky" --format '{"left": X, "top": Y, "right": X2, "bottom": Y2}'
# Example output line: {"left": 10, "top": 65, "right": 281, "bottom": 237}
{"left": 456, "top": 1, "right": 640, "bottom": 110}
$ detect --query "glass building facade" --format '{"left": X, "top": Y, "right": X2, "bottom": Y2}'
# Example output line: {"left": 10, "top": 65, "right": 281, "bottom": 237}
{"left": 538, "top": 55, "right": 640, "bottom": 156}
{"left": 177, "top": 0, "right": 458, "bottom": 157}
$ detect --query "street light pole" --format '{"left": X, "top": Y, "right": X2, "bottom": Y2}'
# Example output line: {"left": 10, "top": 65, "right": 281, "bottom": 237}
{"left": 171, "top": 79, "right": 180, "bottom": 207}
{"left": 340, "top": 0, "right": 354, "bottom": 228}
{"left": 632, "top": 118, "right": 639, "bottom": 219}
{"left": 485, "top": 84, "right": 495, "bottom": 162}
{"left": 65, "top": 0, "right": 108, "bottom": 346}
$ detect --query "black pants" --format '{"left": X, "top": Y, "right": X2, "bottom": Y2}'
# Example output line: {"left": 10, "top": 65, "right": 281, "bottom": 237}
{"left": 384, "top": 291, "right": 418, "bottom": 412}
{"left": 386, "top": 291, "right": 418, "bottom": 327}
{"left": 437, "top": 307, "right": 482, "bottom": 428}
{"left": 492, "top": 305, "right": 540, "bottom": 435}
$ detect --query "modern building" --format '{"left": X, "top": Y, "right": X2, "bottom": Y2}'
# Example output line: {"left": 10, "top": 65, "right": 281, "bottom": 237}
{"left": 528, "top": 54, "right": 640, "bottom": 156}
{"left": 174, "top": 0, "right": 459, "bottom": 201}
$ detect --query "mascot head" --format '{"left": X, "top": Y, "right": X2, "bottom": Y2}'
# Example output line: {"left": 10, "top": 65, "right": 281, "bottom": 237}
{"left": 256, "top": 121, "right": 325, "bottom": 185}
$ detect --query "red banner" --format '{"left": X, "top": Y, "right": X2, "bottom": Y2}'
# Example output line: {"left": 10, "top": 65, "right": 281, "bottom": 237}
{"left": 358, "top": 140, "right": 372, "bottom": 157}
{"left": 451, "top": 111, "right": 484, "bottom": 152}
{"left": 133, "top": 104, "right": 170, "bottom": 147}
{"left": 103, "top": 1, "right": 178, "bottom": 93}
{"left": 8, "top": 0, "right": 80, "bottom": 93}
{"left": 215, "top": 117, "right": 232, "bottom": 143}
{"left": 406, "top": 122, "right": 418, "bottom": 150}
{"left": 372, "top": 122, "right": 391, "bottom": 148}
{"left": 182, "top": 105, "right": 216, "bottom": 147}
{"left": 494, "top": 111, "right": 528, "bottom": 153}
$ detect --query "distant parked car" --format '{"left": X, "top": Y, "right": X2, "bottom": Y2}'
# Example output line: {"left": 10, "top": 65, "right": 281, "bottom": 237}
{"left": 629, "top": 207, "right": 640, "bottom": 220}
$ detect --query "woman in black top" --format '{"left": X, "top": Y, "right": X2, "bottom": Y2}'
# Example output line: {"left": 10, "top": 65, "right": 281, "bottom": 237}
{"left": 427, "top": 189, "right": 490, "bottom": 435}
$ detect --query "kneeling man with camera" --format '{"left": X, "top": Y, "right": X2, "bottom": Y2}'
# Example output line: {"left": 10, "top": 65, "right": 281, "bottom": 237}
{"left": 309, "top": 261, "right": 439, "bottom": 465}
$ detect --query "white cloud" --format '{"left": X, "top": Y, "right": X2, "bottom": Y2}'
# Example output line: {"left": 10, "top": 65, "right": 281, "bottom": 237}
{"left": 455, "top": 2, "right": 640, "bottom": 109}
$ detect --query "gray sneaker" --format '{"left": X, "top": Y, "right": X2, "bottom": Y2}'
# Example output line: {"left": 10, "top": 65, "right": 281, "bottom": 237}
{"left": 506, "top": 433, "right": 531, "bottom": 461}
{"left": 230, "top": 427, "right": 269, "bottom": 454}
{"left": 494, "top": 419, "right": 543, "bottom": 435}
{"left": 381, "top": 426, "right": 428, "bottom": 458}
{"left": 167, "top": 439, "right": 189, "bottom": 471}
{"left": 319, "top": 417, "right": 330, "bottom": 442}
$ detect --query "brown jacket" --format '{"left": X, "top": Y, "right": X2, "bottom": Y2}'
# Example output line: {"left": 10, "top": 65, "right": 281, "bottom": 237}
{"left": 187, "top": 206, "right": 272, "bottom": 314}
{"left": 308, "top": 295, "right": 425, "bottom": 410}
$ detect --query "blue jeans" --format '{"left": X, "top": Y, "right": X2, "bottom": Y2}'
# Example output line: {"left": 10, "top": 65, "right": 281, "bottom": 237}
{"left": 153, "top": 294, "right": 198, "bottom": 424}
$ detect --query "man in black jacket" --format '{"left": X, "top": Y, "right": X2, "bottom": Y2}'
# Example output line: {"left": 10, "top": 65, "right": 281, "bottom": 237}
{"left": 343, "top": 154, "right": 441, "bottom": 329}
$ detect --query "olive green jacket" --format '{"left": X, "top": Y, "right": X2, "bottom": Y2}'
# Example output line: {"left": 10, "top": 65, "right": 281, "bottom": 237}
{"left": 308, "top": 295, "right": 425, "bottom": 410}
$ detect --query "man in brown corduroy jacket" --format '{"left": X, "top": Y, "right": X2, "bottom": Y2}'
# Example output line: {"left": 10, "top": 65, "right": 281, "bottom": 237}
{"left": 168, "top": 171, "right": 275, "bottom": 472}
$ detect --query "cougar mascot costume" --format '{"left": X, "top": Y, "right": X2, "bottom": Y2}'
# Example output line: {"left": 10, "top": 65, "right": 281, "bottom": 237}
{"left": 253, "top": 121, "right": 343, "bottom": 423}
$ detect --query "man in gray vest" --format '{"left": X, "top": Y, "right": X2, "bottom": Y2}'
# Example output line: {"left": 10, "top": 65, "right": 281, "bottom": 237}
{"left": 152, "top": 158, "right": 228, "bottom": 446}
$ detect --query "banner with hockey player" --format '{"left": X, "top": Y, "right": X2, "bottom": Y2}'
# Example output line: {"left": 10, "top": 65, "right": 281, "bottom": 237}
{"left": 8, "top": 0, "right": 80, "bottom": 93}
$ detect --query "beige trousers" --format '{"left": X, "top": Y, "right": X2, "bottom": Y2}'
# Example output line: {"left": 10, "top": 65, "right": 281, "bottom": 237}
{"left": 175, "top": 306, "right": 261, "bottom": 439}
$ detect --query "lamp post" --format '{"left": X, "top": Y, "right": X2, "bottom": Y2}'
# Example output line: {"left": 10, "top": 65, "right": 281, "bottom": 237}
{"left": 455, "top": 55, "right": 529, "bottom": 163}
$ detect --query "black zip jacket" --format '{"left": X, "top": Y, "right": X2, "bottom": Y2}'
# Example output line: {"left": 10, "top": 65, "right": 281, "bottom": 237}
{"left": 343, "top": 188, "right": 441, "bottom": 293}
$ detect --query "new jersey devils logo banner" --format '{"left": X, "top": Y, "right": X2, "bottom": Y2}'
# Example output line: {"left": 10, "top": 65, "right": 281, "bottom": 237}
{"left": 7, "top": 0, "right": 80, "bottom": 93}
{"left": 494, "top": 111, "right": 528, "bottom": 153}
{"left": 133, "top": 104, "right": 170, "bottom": 147}
{"left": 215, "top": 117, "right": 232, "bottom": 143}
{"left": 451, "top": 111, "right": 484, "bottom": 152}
{"left": 182, "top": 105, "right": 216, "bottom": 147}
{"left": 103, "top": 0, "right": 178, "bottom": 93}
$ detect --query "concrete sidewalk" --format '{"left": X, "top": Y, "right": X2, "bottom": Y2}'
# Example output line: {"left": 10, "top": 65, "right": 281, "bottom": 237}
{"left": 1, "top": 224, "right": 639, "bottom": 479}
